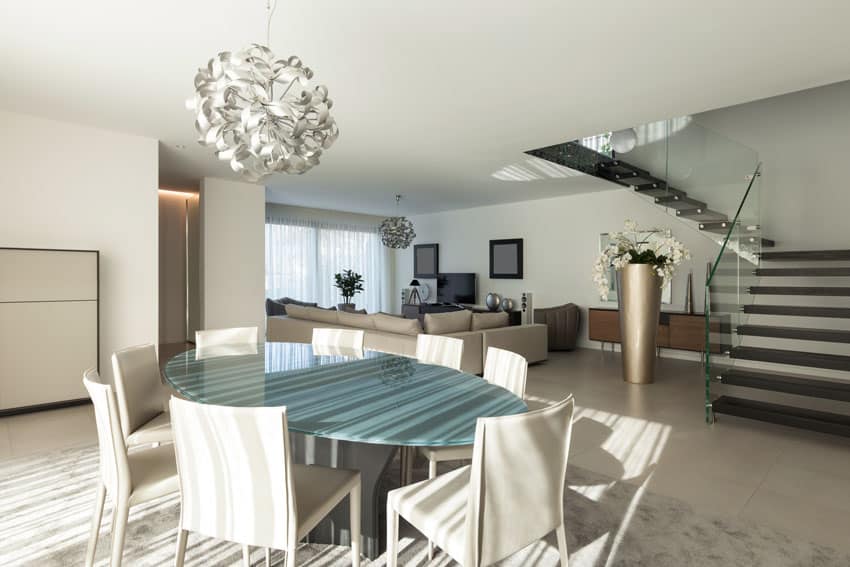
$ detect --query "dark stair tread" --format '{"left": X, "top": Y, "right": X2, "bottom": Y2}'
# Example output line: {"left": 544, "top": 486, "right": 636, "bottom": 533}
{"left": 676, "top": 208, "right": 728, "bottom": 221}
{"left": 634, "top": 184, "right": 686, "bottom": 198}
{"left": 754, "top": 267, "right": 850, "bottom": 277}
{"left": 654, "top": 195, "right": 707, "bottom": 209}
{"left": 714, "top": 367, "right": 850, "bottom": 401}
{"left": 760, "top": 250, "right": 850, "bottom": 261}
{"left": 699, "top": 221, "right": 733, "bottom": 234}
{"left": 597, "top": 160, "right": 651, "bottom": 177}
{"left": 699, "top": 221, "right": 761, "bottom": 234}
{"left": 602, "top": 172, "right": 661, "bottom": 186}
{"left": 730, "top": 346, "right": 850, "bottom": 371}
{"left": 712, "top": 396, "right": 850, "bottom": 437}
{"left": 749, "top": 286, "right": 850, "bottom": 296}
{"left": 736, "top": 325, "right": 850, "bottom": 343}
{"left": 743, "top": 305, "right": 850, "bottom": 318}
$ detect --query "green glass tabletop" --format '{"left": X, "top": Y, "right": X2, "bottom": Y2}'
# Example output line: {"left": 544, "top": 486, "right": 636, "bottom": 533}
{"left": 163, "top": 342, "right": 527, "bottom": 446}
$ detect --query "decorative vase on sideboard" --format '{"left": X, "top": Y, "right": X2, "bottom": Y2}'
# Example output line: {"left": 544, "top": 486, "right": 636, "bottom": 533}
{"left": 618, "top": 263, "right": 662, "bottom": 384}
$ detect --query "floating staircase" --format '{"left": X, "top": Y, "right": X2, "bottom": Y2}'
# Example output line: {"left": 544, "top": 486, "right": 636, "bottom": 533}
{"left": 593, "top": 159, "right": 764, "bottom": 237}
{"left": 525, "top": 137, "right": 850, "bottom": 438}
{"left": 710, "top": 249, "right": 850, "bottom": 436}
{"left": 524, "top": 141, "right": 775, "bottom": 247}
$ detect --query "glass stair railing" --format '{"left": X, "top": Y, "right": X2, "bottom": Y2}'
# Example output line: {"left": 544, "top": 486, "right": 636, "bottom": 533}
{"left": 704, "top": 163, "right": 762, "bottom": 423}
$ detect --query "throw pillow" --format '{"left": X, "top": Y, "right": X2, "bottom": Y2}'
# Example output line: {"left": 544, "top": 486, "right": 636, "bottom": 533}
{"left": 373, "top": 313, "right": 423, "bottom": 336}
{"left": 265, "top": 298, "right": 287, "bottom": 316}
{"left": 424, "top": 310, "right": 472, "bottom": 334}
{"left": 285, "top": 304, "right": 340, "bottom": 325}
{"left": 471, "top": 311, "right": 509, "bottom": 330}
{"left": 337, "top": 310, "right": 375, "bottom": 329}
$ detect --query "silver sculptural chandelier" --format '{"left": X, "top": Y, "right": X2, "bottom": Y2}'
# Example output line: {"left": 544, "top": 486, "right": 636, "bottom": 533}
{"left": 380, "top": 195, "right": 416, "bottom": 249}
{"left": 187, "top": 0, "right": 338, "bottom": 180}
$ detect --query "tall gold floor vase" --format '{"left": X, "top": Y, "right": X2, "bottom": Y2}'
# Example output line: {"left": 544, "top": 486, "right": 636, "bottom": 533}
{"left": 618, "top": 263, "right": 662, "bottom": 384}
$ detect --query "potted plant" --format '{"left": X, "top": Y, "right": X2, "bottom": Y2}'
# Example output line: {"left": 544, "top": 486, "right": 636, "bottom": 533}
{"left": 593, "top": 220, "right": 690, "bottom": 384}
{"left": 334, "top": 269, "right": 364, "bottom": 311}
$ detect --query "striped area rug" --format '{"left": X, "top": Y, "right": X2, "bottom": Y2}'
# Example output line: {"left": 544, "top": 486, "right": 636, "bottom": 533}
{"left": 1, "top": 445, "right": 848, "bottom": 566}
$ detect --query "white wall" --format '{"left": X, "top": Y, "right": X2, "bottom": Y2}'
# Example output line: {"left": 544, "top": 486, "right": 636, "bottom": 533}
{"left": 393, "top": 188, "right": 719, "bottom": 349}
{"left": 0, "top": 111, "right": 158, "bottom": 382}
{"left": 159, "top": 191, "right": 187, "bottom": 344}
{"left": 697, "top": 80, "right": 850, "bottom": 250}
{"left": 200, "top": 177, "right": 265, "bottom": 335}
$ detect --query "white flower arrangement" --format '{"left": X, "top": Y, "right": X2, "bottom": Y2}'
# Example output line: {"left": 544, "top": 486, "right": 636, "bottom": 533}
{"left": 593, "top": 219, "right": 691, "bottom": 300}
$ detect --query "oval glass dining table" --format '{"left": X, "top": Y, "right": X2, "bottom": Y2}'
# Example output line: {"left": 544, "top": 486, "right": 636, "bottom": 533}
{"left": 163, "top": 341, "right": 527, "bottom": 557}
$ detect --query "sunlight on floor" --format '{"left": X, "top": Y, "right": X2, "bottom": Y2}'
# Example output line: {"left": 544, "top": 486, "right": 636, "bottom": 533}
{"left": 562, "top": 403, "right": 672, "bottom": 566}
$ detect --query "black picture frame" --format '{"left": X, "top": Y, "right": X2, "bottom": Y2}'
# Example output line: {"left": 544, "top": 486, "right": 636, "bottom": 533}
{"left": 414, "top": 243, "right": 439, "bottom": 278}
{"left": 489, "top": 238, "right": 523, "bottom": 279}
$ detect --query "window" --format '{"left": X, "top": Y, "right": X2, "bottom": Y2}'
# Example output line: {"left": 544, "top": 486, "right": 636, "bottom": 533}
{"left": 265, "top": 217, "right": 389, "bottom": 312}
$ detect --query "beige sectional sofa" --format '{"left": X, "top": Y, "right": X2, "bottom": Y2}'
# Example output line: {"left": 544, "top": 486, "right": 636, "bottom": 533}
{"left": 266, "top": 304, "right": 548, "bottom": 375}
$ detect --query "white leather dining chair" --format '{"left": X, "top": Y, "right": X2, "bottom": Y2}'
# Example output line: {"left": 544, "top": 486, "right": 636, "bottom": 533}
{"left": 83, "top": 369, "right": 179, "bottom": 567}
{"left": 420, "top": 347, "right": 528, "bottom": 475}
{"left": 311, "top": 328, "right": 366, "bottom": 350}
{"left": 418, "top": 347, "right": 528, "bottom": 558}
{"left": 170, "top": 397, "right": 362, "bottom": 567}
{"left": 111, "top": 344, "right": 172, "bottom": 446}
{"left": 415, "top": 334, "right": 464, "bottom": 371}
{"left": 195, "top": 326, "right": 259, "bottom": 359}
{"left": 388, "top": 395, "right": 575, "bottom": 567}
{"left": 195, "top": 326, "right": 259, "bottom": 348}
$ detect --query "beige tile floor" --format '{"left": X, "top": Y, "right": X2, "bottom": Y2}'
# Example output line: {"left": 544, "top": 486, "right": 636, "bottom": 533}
{"left": 2, "top": 348, "right": 850, "bottom": 554}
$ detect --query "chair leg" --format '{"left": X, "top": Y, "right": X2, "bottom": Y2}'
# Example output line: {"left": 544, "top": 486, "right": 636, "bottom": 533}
{"left": 556, "top": 524, "right": 569, "bottom": 566}
{"left": 109, "top": 498, "right": 130, "bottom": 567}
{"left": 242, "top": 545, "right": 251, "bottom": 566}
{"left": 427, "top": 458, "right": 437, "bottom": 560}
{"left": 265, "top": 547, "right": 271, "bottom": 567}
{"left": 285, "top": 544, "right": 296, "bottom": 567}
{"left": 350, "top": 484, "right": 361, "bottom": 567}
{"left": 175, "top": 529, "right": 189, "bottom": 567}
{"left": 386, "top": 499, "right": 399, "bottom": 567}
{"left": 84, "top": 483, "right": 106, "bottom": 567}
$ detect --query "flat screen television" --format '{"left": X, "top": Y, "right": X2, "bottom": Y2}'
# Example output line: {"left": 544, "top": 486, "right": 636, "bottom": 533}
{"left": 436, "top": 273, "right": 477, "bottom": 304}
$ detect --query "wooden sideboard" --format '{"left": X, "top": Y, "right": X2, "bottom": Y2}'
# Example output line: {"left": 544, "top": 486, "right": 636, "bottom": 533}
{"left": 588, "top": 307, "right": 727, "bottom": 354}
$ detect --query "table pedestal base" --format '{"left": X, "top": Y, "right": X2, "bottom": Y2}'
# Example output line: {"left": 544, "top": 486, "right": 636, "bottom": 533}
{"left": 291, "top": 434, "right": 397, "bottom": 559}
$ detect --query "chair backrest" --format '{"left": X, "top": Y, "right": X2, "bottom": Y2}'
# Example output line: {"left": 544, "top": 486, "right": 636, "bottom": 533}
{"left": 311, "top": 328, "right": 365, "bottom": 350}
{"left": 111, "top": 344, "right": 163, "bottom": 439}
{"left": 482, "top": 347, "right": 528, "bottom": 399}
{"left": 195, "top": 326, "right": 259, "bottom": 349}
{"left": 83, "top": 369, "right": 130, "bottom": 495}
{"left": 169, "top": 397, "right": 295, "bottom": 549}
{"left": 415, "top": 334, "right": 464, "bottom": 371}
{"left": 464, "top": 396, "right": 575, "bottom": 567}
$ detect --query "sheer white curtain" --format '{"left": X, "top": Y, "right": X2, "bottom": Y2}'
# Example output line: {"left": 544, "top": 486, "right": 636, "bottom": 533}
{"left": 265, "top": 216, "right": 389, "bottom": 312}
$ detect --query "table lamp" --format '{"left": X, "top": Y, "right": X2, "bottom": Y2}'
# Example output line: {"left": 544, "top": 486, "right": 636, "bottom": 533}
{"left": 408, "top": 279, "right": 422, "bottom": 304}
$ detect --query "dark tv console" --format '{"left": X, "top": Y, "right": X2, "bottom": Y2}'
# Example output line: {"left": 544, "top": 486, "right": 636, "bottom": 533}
{"left": 401, "top": 303, "right": 521, "bottom": 326}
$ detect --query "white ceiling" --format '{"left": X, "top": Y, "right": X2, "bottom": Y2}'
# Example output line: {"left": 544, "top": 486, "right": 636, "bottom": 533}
{"left": 2, "top": 1, "right": 850, "bottom": 215}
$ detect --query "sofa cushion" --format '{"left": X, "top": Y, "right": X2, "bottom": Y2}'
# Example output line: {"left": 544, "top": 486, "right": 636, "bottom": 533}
{"left": 471, "top": 311, "right": 509, "bottom": 330}
{"left": 285, "top": 304, "right": 339, "bottom": 325}
{"left": 373, "top": 313, "right": 422, "bottom": 336}
{"left": 265, "top": 296, "right": 320, "bottom": 316}
{"left": 337, "top": 310, "right": 375, "bottom": 329}
{"left": 424, "top": 310, "right": 472, "bottom": 334}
